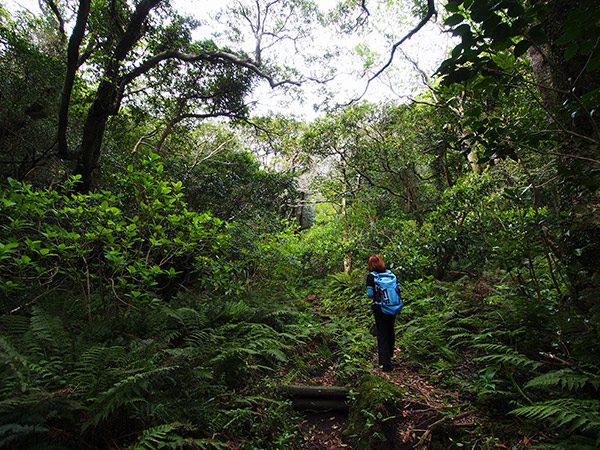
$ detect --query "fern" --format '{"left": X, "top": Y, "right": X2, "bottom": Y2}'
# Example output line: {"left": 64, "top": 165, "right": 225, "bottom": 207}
{"left": 130, "top": 422, "right": 227, "bottom": 450}
{"left": 0, "top": 314, "right": 30, "bottom": 337}
{"left": 525, "top": 368, "right": 600, "bottom": 391}
{"left": 218, "top": 395, "right": 289, "bottom": 434}
{"left": 73, "top": 345, "right": 127, "bottom": 393}
{"left": 258, "top": 309, "right": 299, "bottom": 332}
{"left": 320, "top": 270, "right": 365, "bottom": 314}
{"left": 164, "top": 306, "right": 209, "bottom": 332}
{"left": 0, "top": 336, "right": 29, "bottom": 393}
{"left": 324, "top": 270, "right": 363, "bottom": 297}
{"left": 83, "top": 366, "right": 175, "bottom": 432}
{"left": 446, "top": 328, "right": 474, "bottom": 346}
{"left": 0, "top": 423, "right": 48, "bottom": 449}
{"left": 0, "top": 336, "right": 65, "bottom": 395}
{"left": 28, "top": 306, "right": 70, "bottom": 355}
{"left": 223, "top": 300, "right": 255, "bottom": 321}
{"left": 473, "top": 343, "right": 542, "bottom": 370}
{"left": 511, "top": 398, "right": 600, "bottom": 442}
{"left": 184, "top": 330, "right": 211, "bottom": 347}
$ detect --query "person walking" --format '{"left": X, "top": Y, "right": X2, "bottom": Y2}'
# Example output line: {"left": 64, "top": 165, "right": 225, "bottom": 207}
{"left": 366, "top": 254, "right": 401, "bottom": 372}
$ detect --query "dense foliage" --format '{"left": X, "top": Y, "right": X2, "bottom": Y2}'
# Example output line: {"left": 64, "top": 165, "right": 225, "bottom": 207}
{"left": 1, "top": 0, "right": 599, "bottom": 449}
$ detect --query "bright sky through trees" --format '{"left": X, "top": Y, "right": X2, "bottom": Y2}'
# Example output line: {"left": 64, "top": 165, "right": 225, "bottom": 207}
{"left": 171, "top": 0, "right": 455, "bottom": 119}
{"left": 4, "top": 0, "right": 454, "bottom": 119}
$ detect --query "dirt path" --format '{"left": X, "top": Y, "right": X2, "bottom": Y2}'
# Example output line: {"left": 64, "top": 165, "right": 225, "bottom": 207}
{"left": 295, "top": 349, "right": 466, "bottom": 449}
{"left": 298, "top": 412, "right": 350, "bottom": 449}
{"left": 292, "top": 296, "right": 465, "bottom": 448}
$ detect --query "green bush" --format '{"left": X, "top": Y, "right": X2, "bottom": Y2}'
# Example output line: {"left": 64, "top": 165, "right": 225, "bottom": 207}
{"left": 0, "top": 153, "right": 234, "bottom": 318}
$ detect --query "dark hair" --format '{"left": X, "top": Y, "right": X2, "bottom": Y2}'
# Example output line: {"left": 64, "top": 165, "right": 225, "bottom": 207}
{"left": 367, "top": 254, "right": 386, "bottom": 273}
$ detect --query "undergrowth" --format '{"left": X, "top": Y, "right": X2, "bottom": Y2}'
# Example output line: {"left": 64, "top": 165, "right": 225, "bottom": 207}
{"left": 321, "top": 270, "right": 600, "bottom": 448}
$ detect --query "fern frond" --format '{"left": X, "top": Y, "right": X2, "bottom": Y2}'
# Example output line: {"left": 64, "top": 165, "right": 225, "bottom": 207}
{"left": 0, "top": 315, "right": 30, "bottom": 337}
{"left": 0, "top": 423, "right": 48, "bottom": 448}
{"left": 28, "top": 306, "right": 69, "bottom": 354}
{"left": 223, "top": 300, "right": 254, "bottom": 321}
{"left": 511, "top": 398, "right": 600, "bottom": 438}
{"left": 473, "top": 343, "right": 542, "bottom": 370}
{"left": 263, "top": 348, "right": 288, "bottom": 363}
{"left": 259, "top": 309, "right": 299, "bottom": 331}
{"left": 447, "top": 330, "right": 473, "bottom": 345}
{"left": 73, "top": 345, "right": 126, "bottom": 392}
{"left": 165, "top": 307, "right": 209, "bottom": 332}
{"left": 184, "top": 331, "right": 211, "bottom": 348}
{"left": 327, "top": 271, "right": 355, "bottom": 288}
{"left": 130, "top": 422, "right": 227, "bottom": 450}
{"left": 0, "top": 336, "right": 30, "bottom": 393}
{"left": 83, "top": 366, "right": 176, "bottom": 432}
{"left": 162, "top": 330, "right": 181, "bottom": 344}
{"left": 77, "top": 345, "right": 127, "bottom": 371}
{"left": 525, "top": 369, "right": 600, "bottom": 392}
{"left": 129, "top": 422, "right": 182, "bottom": 450}
{"left": 262, "top": 309, "right": 298, "bottom": 322}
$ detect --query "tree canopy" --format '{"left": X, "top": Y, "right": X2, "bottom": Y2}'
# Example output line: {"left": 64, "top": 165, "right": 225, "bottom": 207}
{"left": 1, "top": 0, "right": 599, "bottom": 448}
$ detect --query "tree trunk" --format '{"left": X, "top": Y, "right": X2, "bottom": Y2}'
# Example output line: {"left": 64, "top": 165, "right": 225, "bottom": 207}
{"left": 59, "top": 0, "right": 161, "bottom": 192}
{"left": 73, "top": 78, "right": 119, "bottom": 192}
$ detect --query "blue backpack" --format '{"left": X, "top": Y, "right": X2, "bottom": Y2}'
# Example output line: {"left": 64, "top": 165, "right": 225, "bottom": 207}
{"left": 371, "top": 271, "right": 403, "bottom": 315}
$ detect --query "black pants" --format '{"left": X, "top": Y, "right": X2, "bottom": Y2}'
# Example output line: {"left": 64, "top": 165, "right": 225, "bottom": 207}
{"left": 371, "top": 304, "right": 396, "bottom": 367}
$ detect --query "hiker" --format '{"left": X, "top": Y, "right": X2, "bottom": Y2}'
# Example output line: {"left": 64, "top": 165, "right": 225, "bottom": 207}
{"left": 366, "top": 254, "right": 402, "bottom": 372}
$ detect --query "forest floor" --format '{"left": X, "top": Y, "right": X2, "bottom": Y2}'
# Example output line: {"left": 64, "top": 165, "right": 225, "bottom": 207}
{"left": 298, "top": 411, "right": 349, "bottom": 449}
{"left": 275, "top": 294, "right": 531, "bottom": 449}
{"left": 294, "top": 348, "right": 468, "bottom": 449}
{"left": 293, "top": 352, "right": 531, "bottom": 450}
{"left": 290, "top": 296, "right": 462, "bottom": 449}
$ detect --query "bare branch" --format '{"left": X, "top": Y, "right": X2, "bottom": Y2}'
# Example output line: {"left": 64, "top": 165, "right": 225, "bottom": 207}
{"left": 349, "top": 0, "right": 437, "bottom": 103}
{"left": 154, "top": 97, "right": 250, "bottom": 154}
{"left": 361, "top": 0, "right": 369, "bottom": 16}
{"left": 400, "top": 48, "right": 434, "bottom": 91}
{"left": 40, "top": 0, "right": 66, "bottom": 38}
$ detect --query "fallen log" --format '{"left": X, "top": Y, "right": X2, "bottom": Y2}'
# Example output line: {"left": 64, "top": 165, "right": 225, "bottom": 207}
{"left": 279, "top": 385, "right": 350, "bottom": 412}
{"left": 280, "top": 385, "right": 349, "bottom": 399}
{"left": 290, "top": 397, "right": 349, "bottom": 412}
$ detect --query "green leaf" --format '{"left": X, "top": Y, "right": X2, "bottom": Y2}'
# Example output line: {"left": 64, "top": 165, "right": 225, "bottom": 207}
{"left": 528, "top": 24, "right": 548, "bottom": 45}
{"left": 564, "top": 43, "right": 578, "bottom": 61}
{"left": 514, "top": 39, "right": 531, "bottom": 58}
{"left": 452, "top": 45, "right": 464, "bottom": 58}
{"left": 452, "top": 23, "right": 472, "bottom": 37}
{"left": 506, "top": 3, "right": 525, "bottom": 18}
{"left": 445, "top": 1, "right": 460, "bottom": 13}
{"left": 446, "top": 67, "right": 473, "bottom": 83}
{"left": 445, "top": 14, "right": 465, "bottom": 26}
{"left": 555, "top": 25, "right": 582, "bottom": 45}
{"left": 471, "top": 1, "right": 492, "bottom": 23}
{"left": 482, "top": 13, "right": 502, "bottom": 35}
{"left": 0, "top": 241, "right": 19, "bottom": 257}
{"left": 490, "top": 23, "right": 511, "bottom": 43}
{"left": 587, "top": 55, "right": 600, "bottom": 72}
{"left": 579, "top": 41, "right": 594, "bottom": 56}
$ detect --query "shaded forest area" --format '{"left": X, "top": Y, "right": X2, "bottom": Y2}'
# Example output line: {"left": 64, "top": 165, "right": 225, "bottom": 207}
{"left": 1, "top": 0, "right": 599, "bottom": 449}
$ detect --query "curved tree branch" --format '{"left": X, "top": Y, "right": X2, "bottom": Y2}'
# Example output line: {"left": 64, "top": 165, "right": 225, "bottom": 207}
{"left": 349, "top": 0, "right": 437, "bottom": 104}
{"left": 123, "top": 49, "right": 302, "bottom": 89}
{"left": 41, "top": 0, "right": 66, "bottom": 38}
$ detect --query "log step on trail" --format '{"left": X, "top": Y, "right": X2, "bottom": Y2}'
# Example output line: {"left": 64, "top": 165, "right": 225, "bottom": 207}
{"left": 280, "top": 385, "right": 350, "bottom": 412}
